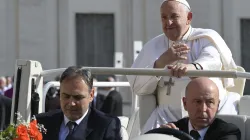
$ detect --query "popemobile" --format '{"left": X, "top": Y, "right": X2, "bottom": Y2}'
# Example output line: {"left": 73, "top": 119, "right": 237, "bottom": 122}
{"left": 10, "top": 59, "right": 250, "bottom": 140}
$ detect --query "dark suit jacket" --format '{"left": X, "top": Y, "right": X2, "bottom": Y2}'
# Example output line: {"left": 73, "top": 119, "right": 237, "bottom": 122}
{"left": 36, "top": 108, "right": 121, "bottom": 140}
{"left": 91, "top": 93, "right": 105, "bottom": 110}
{"left": 0, "top": 95, "right": 12, "bottom": 130}
{"left": 101, "top": 90, "right": 123, "bottom": 116}
{"left": 173, "top": 117, "right": 241, "bottom": 140}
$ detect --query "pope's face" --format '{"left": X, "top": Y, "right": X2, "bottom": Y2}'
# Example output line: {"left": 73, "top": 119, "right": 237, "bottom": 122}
{"left": 160, "top": 1, "right": 192, "bottom": 41}
{"left": 60, "top": 76, "right": 93, "bottom": 121}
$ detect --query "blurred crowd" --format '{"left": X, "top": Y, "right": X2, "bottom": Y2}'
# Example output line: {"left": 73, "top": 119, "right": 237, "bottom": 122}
{"left": 0, "top": 76, "right": 14, "bottom": 98}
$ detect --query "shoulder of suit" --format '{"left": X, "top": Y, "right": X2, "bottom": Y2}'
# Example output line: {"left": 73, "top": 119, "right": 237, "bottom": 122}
{"left": 0, "top": 95, "right": 11, "bottom": 103}
{"left": 212, "top": 118, "right": 240, "bottom": 132}
{"left": 108, "top": 90, "right": 119, "bottom": 95}
{"left": 35, "top": 109, "right": 62, "bottom": 120}
{"left": 108, "top": 90, "right": 122, "bottom": 97}
{"left": 91, "top": 108, "right": 120, "bottom": 124}
{"left": 174, "top": 117, "right": 189, "bottom": 126}
{"left": 0, "top": 95, "right": 12, "bottom": 110}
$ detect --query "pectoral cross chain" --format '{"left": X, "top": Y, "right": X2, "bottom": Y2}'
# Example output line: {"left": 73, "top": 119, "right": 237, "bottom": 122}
{"left": 164, "top": 77, "right": 175, "bottom": 95}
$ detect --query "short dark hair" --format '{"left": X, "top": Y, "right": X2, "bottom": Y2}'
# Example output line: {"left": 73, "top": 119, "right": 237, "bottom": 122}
{"left": 60, "top": 66, "right": 93, "bottom": 92}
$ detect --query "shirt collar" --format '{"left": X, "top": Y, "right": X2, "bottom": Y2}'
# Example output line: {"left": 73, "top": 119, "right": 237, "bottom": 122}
{"left": 64, "top": 108, "right": 89, "bottom": 126}
{"left": 188, "top": 120, "right": 209, "bottom": 140}
{"left": 182, "top": 26, "right": 192, "bottom": 40}
{"left": 109, "top": 88, "right": 115, "bottom": 92}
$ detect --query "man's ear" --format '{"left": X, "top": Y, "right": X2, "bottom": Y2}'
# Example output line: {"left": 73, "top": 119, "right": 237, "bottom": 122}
{"left": 182, "top": 97, "right": 187, "bottom": 111}
{"left": 89, "top": 88, "right": 94, "bottom": 102}
{"left": 216, "top": 100, "right": 220, "bottom": 113}
{"left": 187, "top": 12, "right": 192, "bottom": 25}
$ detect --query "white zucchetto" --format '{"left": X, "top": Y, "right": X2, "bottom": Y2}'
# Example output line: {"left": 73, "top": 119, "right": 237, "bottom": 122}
{"left": 161, "top": 0, "right": 191, "bottom": 10}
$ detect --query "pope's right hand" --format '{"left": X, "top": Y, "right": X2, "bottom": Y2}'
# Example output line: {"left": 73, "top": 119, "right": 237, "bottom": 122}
{"left": 160, "top": 123, "right": 179, "bottom": 130}
{"left": 154, "top": 44, "right": 190, "bottom": 68}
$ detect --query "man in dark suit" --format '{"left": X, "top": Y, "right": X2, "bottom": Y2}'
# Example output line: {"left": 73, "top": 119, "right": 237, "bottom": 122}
{"left": 36, "top": 67, "right": 121, "bottom": 140}
{"left": 90, "top": 78, "right": 105, "bottom": 110}
{"left": 0, "top": 95, "right": 12, "bottom": 130}
{"left": 159, "top": 77, "right": 241, "bottom": 140}
{"left": 101, "top": 76, "right": 123, "bottom": 116}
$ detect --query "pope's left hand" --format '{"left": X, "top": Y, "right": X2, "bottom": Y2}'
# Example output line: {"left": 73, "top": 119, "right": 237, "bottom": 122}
{"left": 167, "top": 63, "right": 196, "bottom": 78}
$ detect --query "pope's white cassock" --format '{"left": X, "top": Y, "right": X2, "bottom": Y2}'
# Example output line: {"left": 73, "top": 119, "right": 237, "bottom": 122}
{"left": 127, "top": 26, "right": 240, "bottom": 133}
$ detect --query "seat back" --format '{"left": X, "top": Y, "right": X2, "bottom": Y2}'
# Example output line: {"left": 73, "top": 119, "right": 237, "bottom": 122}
{"left": 216, "top": 114, "right": 246, "bottom": 140}
{"left": 138, "top": 94, "right": 157, "bottom": 131}
{"left": 244, "top": 117, "right": 250, "bottom": 140}
{"left": 130, "top": 134, "right": 180, "bottom": 140}
{"left": 126, "top": 107, "right": 140, "bottom": 139}
{"left": 118, "top": 116, "right": 129, "bottom": 129}
{"left": 118, "top": 116, "right": 129, "bottom": 140}
{"left": 239, "top": 95, "right": 250, "bottom": 116}
{"left": 226, "top": 66, "right": 246, "bottom": 96}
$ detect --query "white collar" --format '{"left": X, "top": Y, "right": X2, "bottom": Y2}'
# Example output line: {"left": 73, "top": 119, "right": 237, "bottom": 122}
{"left": 168, "top": 26, "right": 192, "bottom": 46}
{"left": 182, "top": 26, "right": 192, "bottom": 40}
{"left": 188, "top": 120, "right": 209, "bottom": 140}
{"left": 94, "top": 91, "right": 98, "bottom": 97}
{"left": 109, "top": 88, "right": 115, "bottom": 92}
{"left": 63, "top": 109, "right": 89, "bottom": 126}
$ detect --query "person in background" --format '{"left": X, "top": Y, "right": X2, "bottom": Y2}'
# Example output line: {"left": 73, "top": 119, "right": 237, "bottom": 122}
{"left": 0, "top": 95, "right": 12, "bottom": 130}
{"left": 5, "top": 76, "right": 12, "bottom": 90}
{"left": 45, "top": 86, "right": 61, "bottom": 112}
{"left": 101, "top": 76, "right": 123, "bottom": 116}
{"left": 91, "top": 78, "right": 105, "bottom": 110}
{"left": 0, "top": 77, "right": 7, "bottom": 95}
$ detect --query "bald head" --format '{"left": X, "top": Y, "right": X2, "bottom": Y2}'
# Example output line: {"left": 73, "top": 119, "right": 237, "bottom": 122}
{"left": 185, "top": 77, "right": 219, "bottom": 98}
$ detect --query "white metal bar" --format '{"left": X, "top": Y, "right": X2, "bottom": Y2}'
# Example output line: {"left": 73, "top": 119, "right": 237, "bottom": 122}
{"left": 40, "top": 67, "right": 250, "bottom": 79}
{"left": 94, "top": 82, "right": 130, "bottom": 87}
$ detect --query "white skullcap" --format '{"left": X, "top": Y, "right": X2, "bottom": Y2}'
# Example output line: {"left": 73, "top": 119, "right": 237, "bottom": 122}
{"left": 162, "top": 0, "right": 191, "bottom": 10}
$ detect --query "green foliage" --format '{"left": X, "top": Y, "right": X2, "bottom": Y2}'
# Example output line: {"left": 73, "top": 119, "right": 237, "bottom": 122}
{"left": 0, "top": 124, "right": 17, "bottom": 140}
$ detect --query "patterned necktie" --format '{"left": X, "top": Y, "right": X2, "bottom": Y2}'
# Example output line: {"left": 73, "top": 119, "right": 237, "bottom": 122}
{"left": 190, "top": 130, "right": 200, "bottom": 140}
{"left": 66, "top": 121, "right": 77, "bottom": 140}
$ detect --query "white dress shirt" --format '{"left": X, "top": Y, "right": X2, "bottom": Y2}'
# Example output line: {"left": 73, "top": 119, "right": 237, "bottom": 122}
{"left": 188, "top": 121, "right": 209, "bottom": 140}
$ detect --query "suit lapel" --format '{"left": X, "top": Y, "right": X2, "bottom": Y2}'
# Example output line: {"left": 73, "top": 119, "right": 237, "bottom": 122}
{"left": 71, "top": 108, "right": 93, "bottom": 140}
{"left": 175, "top": 117, "right": 189, "bottom": 134}
{"left": 203, "top": 118, "right": 218, "bottom": 140}
{"left": 83, "top": 108, "right": 101, "bottom": 139}
{"left": 182, "top": 118, "right": 189, "bottom": 133}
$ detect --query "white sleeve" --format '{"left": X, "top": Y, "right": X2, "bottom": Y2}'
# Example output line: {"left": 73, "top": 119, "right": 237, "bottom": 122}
{"left": 194, "top": 38, "right": 222, "bottom": 70}
{"left": 126, "top": 40, "right": 164, "bottom": 96}
{"left": 127, "top": 63, "right": 161, "bottom": 96}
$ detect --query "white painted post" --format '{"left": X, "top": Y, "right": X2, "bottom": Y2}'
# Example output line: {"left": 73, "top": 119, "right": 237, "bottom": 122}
{"left": 133, "top": 41, "right": 143, "bottom": 61}
{"left": 114, "top": 52, "right": 124, "bottom": 68}
{"left": 133, "top": 41, "right": 143, "bottom": 112}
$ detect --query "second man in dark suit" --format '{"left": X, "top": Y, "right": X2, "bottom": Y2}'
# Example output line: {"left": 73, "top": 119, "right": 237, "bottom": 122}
{"left": 159, "top": 77, "right": 241, "bottom": 140}
{"left": 0, "top": 95, "right": 12, "bottom": 130}
{"left": 101, "top": 76, "right": 123, "bottom": 116}
{"left": 36, "top": 67, "right": 121, "bottom": 140}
